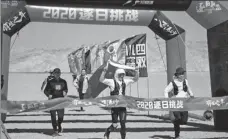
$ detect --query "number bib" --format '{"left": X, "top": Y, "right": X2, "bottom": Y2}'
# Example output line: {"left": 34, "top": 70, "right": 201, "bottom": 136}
{"left": 55, "top": 85, "right": 61, "bottom": 90}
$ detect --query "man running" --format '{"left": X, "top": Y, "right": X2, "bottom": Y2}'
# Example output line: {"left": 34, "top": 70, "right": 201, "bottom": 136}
{"left": 100, "top": 61, "right": 139, "bottom": 139}
{"left": 164, "top": 67, "right": 194, "bottom": 139}
{"left": 44, "top": 68, "right": 68, "bottom": 136}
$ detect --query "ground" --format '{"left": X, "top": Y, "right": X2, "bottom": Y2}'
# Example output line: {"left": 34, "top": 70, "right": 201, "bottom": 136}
{"left": 2, "top": 73, "right": 228, "bottom": 139}
{"left": 3, "top": 106, "right": 228, "bottom": 139}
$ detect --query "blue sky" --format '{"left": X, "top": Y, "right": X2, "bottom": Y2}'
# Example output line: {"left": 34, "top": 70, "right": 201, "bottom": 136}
{"left": 11, "top": 11, "right": 207, "bottom": 52}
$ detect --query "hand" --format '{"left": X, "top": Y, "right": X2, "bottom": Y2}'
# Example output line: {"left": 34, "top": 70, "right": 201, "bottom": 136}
{"left": 190, "top": 95, "right": 194, "bottom": 98}
{"left": 48, "top": 95, "right": 52, "bottom": 100}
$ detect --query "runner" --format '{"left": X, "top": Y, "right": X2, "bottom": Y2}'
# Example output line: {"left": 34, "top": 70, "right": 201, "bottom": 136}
{"left": 73, "top": 69, "right": 89, "bottom": 111}
{"left": 44, "top": 68, "right": 68, "bottom": 136}
{"left": 164, "top": 67, "right": 194, "bottom": 139}
{"left": 100, "top": 60, "right": 139, "bottom": 139}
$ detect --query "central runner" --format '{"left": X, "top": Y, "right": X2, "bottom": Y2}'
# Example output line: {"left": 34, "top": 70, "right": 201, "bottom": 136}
{"left": 99, "top": 60, "right": 139, "bottom": 139}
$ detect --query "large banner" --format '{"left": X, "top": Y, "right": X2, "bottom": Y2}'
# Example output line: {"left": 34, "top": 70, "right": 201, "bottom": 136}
{"left": 2, "top": 7, "right": 31, "bottom": 36}
{"left": 68, "top": 34, "right": 148, "bottom": 76}
{"left": 1, "top": 95, "right": 228, "bottom": 114}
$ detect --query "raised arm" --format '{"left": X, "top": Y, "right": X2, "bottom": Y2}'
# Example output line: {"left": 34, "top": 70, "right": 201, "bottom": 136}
{"left": 164, "top": 82, "right": 174, "bottom": 98}
{"left": 125, "top": 69, "right": 139, "bottom": 86}
{"left": 99, "top": 61, "right": 113, "bottom": 86}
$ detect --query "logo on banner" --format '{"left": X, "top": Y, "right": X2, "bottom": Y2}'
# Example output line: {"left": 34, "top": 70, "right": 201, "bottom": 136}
{"left": 43, "top": 7, "right": 139, "bottom": 22}
{"left": 3, "top": 10, "right": 27, "bottom": 32}
{"left": 123, "top": 0, "right": 154, "bottom": 6}
{"left": 196, "top": 1, "right": 222, "bottom": 14}
{"left": 153, "top": 17, "right": 177, "bottom": 36}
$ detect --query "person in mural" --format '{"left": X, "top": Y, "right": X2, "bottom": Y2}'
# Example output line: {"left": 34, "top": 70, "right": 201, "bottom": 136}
{"left": 73, "top": 68, "right": 89, "bottom": 111}
{"left": 44, "top": 68, "right": 68, "bottom": 136}
{"left": 164, "top": 67, "right": 194, "bottom": 139}
{"left": 41, "top": 70, "right": 54, "bottom": 92}
{"left": 100, "top": 60, "right": 139, "bottom": 139}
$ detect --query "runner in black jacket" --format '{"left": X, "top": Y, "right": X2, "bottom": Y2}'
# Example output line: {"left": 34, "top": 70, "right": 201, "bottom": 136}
{"left": 44, "top": 68, "right": 68, "bottom": 136}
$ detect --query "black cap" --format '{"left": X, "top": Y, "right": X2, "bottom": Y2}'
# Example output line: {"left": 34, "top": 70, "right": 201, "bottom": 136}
{"left": 174, "top": 67, "right": 186, "bottom": 76}
{"left": 53, "top": 68, "right": 61, "bottom": 73}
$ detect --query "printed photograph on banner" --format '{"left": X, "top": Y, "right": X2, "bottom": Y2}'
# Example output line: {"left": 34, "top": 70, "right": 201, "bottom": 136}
{"left": 3, "top": 1, "right": 227, "bottom": 139}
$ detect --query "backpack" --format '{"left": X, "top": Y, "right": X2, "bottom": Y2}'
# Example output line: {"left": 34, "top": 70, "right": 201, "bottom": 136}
{"left": 172, "top": 79, "right": 188, "bottom": 95}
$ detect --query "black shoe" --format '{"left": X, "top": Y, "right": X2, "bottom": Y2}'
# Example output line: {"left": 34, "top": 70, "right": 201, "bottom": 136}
{"left": 52, "top": 131, "right": 60, "bottom": 137}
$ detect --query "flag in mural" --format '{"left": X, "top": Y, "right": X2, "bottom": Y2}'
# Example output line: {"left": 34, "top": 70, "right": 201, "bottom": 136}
{"left": 124, "top": 34, "right": 148, "bottom": 77}
{"left": 68, "top": 33, "right": 148, "bottom": 98}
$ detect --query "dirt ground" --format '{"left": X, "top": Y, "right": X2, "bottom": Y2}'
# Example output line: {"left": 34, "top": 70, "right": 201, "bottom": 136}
{"left": 3, "top": 73, "right": 228, "bottom": 139}
{"left": 2, "top": 106, "right": 228, "bottom": 139}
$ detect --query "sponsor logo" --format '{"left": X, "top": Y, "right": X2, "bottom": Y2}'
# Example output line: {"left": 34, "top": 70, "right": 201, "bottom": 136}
{"left": 123, "top": 0, "right": 154, "bottom": 6}
{"left": 196, "top": 1, "right": 222, "bottom": 14}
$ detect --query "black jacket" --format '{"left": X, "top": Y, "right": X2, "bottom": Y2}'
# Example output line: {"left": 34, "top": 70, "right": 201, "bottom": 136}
{"left": 110, "top": 79, "right": 126, "bottom": 96}
{"left": 44, "top": 78, "right": 68, "bottom": 99}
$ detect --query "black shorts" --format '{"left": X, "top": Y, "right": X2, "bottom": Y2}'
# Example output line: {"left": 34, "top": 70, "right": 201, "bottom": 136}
{"left": 111, "top": 107, "right": 127, "bottom": 123}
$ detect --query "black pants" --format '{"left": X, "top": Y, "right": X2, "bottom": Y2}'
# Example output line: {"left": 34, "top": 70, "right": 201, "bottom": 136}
{"left": 173, "top": 111, "right": 188, "bottom": 137}
{"left": 106, "top": 107, "right": 127, "bottom": 139}
{"left": 79, "top": 93, "right": 84, "bottom": 110}
{"left": 50, "top": 109, "right": 64, "bottom": 131}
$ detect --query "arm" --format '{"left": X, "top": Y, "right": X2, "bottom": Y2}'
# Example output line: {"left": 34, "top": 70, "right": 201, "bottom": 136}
{"left": 125, "top": 69, "right": 139, "bottom": 86}
{"left": 73, "top": 76, "right": 79, "bottom": 88}
{"left": 186, "top": 79, "right": 194, "bottom": 97}
{"left": 44, "top": 81, "right": 52, "bottom": 99}
{"left": 41, "top": 78, "right": 47, "bottom": 91}
{"left": 99, "top": 68, "right": 113, "bottom": 86}
{"left": 63, "top": 80, "right": 68, "bottom": 97}
{"left": 164, "top": 82, "right": 174, "bottom": 98}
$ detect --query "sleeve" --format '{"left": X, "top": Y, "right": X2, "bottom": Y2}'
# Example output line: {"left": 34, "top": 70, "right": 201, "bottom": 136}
{"left": 63, "top": 80, "right": 68, "bottom": 93}
{"left": 186, "top": 79, "right": 194, "bottom": 96}
{"left": 123, "top": 70, "right": 139, "bottom": 86}
{"left": 99, "top": 70, "right": 113, "bottom": 87}
{"left": 102, "top": 79, "right": 114, "bottom": 87}
{"left": 44, "top": 81, "right": 52, "bottom": 97}
{"left": 164, "top": 82, "right": 174, "bottom": 98}
{"left": 41, "top": 78, "right": 47, "bottom": 91}
{"left": 124, "top": 79, "right": 135, "bottom": 86}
